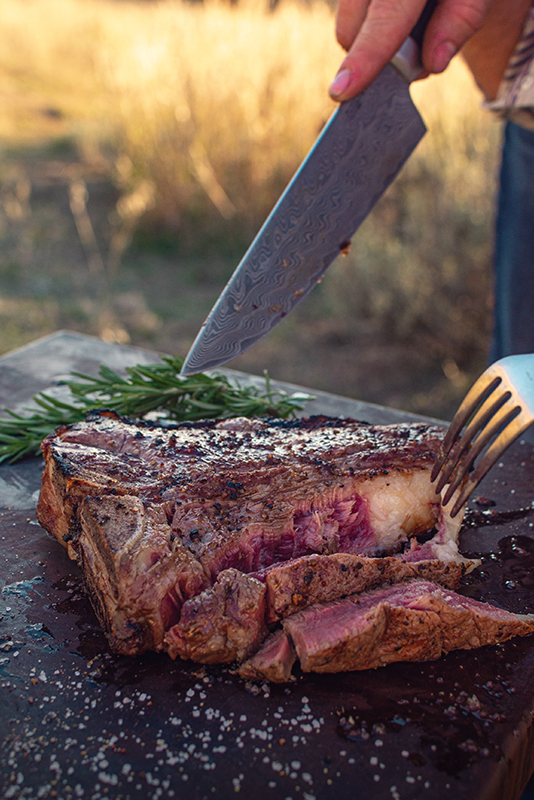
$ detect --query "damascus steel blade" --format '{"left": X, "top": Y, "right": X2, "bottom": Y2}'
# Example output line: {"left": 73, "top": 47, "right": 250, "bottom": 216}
{"left": 182, "top": 64, "right": 426, "bottom": 375}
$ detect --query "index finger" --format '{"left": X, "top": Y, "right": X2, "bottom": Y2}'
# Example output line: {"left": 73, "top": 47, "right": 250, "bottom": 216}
{"left": 330, "top": 0, "right": 428, "bottom": 100}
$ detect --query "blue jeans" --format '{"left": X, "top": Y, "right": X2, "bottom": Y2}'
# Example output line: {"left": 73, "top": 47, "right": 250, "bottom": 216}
{"left": 488, "top": 123, "right": 534, "bottom": 800}
{"left": 501, "top": 120, "right": 534, "bottom": 798}
{"left": 491, "top": 120, "right": 534, "bottom": 362}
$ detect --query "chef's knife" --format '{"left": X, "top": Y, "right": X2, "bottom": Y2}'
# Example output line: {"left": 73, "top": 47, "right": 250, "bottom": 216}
{"left": 181, "top": 1, "right": 437, "bottom": 376}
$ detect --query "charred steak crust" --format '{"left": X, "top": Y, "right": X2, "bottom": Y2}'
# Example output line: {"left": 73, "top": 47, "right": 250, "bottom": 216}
{"left": 38, "top": 410, "right": 447, "bottom": 562}
{"left": 39, "top": 411, "right": 444, "bottom": 518}
{"left": 39, "top": 411, "right": 523, "bottom": 676}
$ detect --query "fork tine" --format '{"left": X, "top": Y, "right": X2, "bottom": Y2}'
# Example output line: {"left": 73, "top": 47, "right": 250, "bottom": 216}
{"left": 441, "top": 401, "right": 522, "bottom": 507}
{"left": 433, "top": 389, "right": 512, "bottom": 494}
{"left": 450, "top": 408, "right": 533, "bottom": 517}
{"left": 430, "top": 374, "right": 502, "bottom": 482}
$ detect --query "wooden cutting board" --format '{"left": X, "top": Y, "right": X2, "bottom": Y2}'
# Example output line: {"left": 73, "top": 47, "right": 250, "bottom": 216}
{"left": 2, "top": 330, "right": 534, "bottom": 800}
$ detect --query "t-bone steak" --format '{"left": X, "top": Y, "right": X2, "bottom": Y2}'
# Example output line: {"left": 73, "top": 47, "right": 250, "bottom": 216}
{"left": 36, "top": 410, "right": 534, "bottom": 679}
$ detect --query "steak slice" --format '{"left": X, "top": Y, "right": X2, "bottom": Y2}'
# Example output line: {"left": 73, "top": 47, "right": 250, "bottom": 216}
{"left": 238, "top": 630, "right": 297, "bottom": 683}
{"left": 283, "top": 580, "right": 534, "bottom": 674}
{"left": 37, "top": 411, "right": 473, "bottom": 662}
{"left": 262, "top": 552, "right": 468, "bottom": 622}
{"left": 164, "top": 568, "right": 267, "bottom": 664}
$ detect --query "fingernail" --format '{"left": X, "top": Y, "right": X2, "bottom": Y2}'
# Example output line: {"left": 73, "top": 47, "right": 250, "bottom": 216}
{"left": 432, "top": 40, "right": 457, "bottom": 74}
{"left": 329, "top": 69, "right": 352, "bottom": 99}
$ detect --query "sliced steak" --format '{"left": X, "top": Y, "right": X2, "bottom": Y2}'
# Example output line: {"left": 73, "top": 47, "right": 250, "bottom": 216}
{"left": 238, "top": 630, "right": 297, "bottom": 683}
{"left": 283, "top": 580, "right": 534, "bottom": 674}
{"left": 37, "top": 411, "right": 475, "bottom": 664}
{"left": 263, "top": 552, "right": 467, "bottom": 621}
{"left": 165, "top": 568, "right": 267, "bottom": 664}
{"left": 76, "top": 493, "right": 473, "bottom": 655}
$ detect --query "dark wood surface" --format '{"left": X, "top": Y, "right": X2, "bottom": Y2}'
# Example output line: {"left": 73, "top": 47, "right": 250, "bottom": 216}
{"left": 2, "top": 330, "right": 534, "bottom": 800}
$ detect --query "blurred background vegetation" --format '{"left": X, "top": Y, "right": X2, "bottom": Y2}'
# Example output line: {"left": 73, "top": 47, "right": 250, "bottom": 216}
{"left": 0, "top": 0, "right": 502, "bottom": 419}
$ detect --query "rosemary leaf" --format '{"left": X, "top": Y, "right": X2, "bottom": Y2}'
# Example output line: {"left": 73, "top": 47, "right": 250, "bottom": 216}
{"left": 0, "top": 355, "right": 313, "bottom": 464}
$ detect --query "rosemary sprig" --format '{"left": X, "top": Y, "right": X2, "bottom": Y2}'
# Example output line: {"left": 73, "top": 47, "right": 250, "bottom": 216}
{"left": 0, "top": 355, "right": 313, "bottom": 464}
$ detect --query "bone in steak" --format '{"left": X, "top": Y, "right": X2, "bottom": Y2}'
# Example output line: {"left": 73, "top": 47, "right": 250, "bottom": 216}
{"left": 35, "top": 410, "right": 531, "bottom": 678}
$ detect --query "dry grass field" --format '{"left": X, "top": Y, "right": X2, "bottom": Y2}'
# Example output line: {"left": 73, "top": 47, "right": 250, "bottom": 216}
{"left": 0, "top": 0, "right": 503, "bottom": 419}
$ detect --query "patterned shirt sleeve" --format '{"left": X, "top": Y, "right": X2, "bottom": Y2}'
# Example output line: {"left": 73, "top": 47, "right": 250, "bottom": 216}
{"left": 484, "top": 4, "right": 534, "bottom": 130}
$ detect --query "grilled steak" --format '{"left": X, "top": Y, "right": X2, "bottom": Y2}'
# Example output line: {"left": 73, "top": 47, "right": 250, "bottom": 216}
{"left": 165, "top": 568, "right": 267, "bottom": 664}
{"left": 281, "top": 580, "right": 534, "bottom": 675}
{"left": 38, "top": 410, "right": 533, "bottom": 680}
{"left": 262, "top": 552, "right": 468, "bottom": 622}
{"left": 38, "top": 411, "right": 464, "bottom": 565}
{"left": 78, "top": 495, "right": 208, "bottom": 654}
{"left": 239, "top": 630, "right": 297, "bottom": 683}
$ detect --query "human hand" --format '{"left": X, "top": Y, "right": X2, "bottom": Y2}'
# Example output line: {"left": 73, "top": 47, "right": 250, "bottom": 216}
{"left": 329, "top": 0, "right": 493, "bottom": 101}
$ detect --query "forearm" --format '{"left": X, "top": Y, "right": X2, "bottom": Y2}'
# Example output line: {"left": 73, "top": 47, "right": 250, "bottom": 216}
{"left": 461, "top": 0, "right": 532, "bottom": 100}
